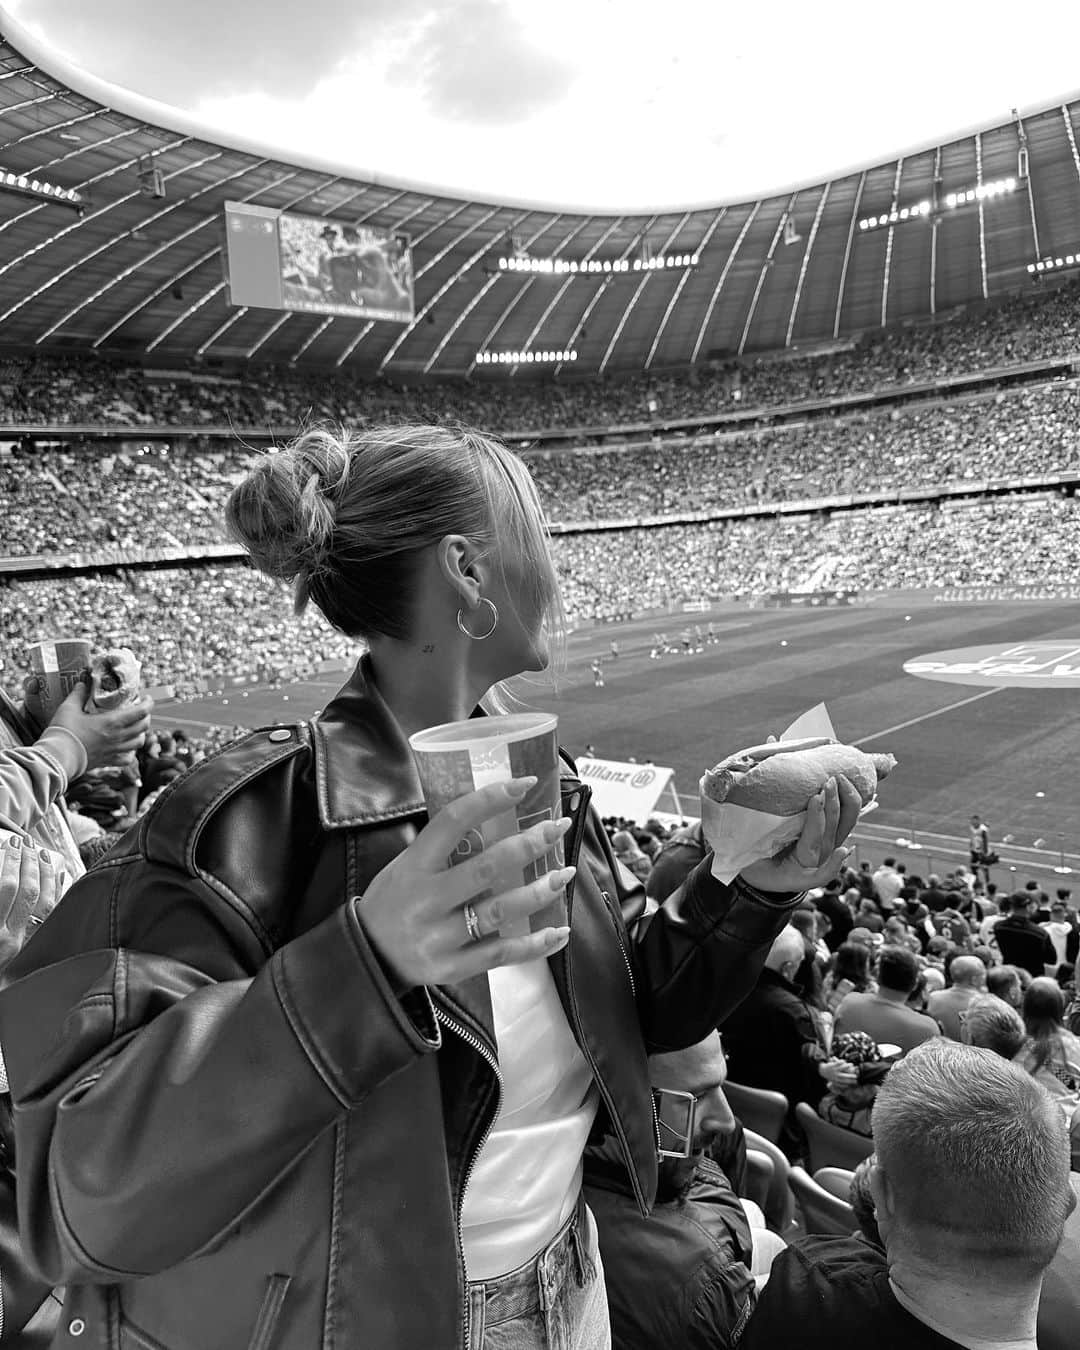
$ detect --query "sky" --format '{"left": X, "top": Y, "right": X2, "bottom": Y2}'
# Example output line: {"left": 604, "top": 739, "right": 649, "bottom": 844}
{"left": 6, "top": 0, "right": 1080, "bottom": 211}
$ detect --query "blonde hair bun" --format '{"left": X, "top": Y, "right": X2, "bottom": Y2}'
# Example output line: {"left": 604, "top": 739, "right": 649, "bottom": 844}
{"left": 226, "top": 430, "right": 350, "bottom": 582}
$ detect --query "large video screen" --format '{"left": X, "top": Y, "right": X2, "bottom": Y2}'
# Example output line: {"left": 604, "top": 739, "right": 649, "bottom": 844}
{"left": 223, "top": 201, "right": 414, "bottom": 324}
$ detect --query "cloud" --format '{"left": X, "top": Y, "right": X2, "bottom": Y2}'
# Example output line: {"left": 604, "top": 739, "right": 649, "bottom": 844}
{"left": 11, "top": 0, "right": 429, "bottom": 104}
{"left": 408, "top": 0, "right": 577, "bottom": 124}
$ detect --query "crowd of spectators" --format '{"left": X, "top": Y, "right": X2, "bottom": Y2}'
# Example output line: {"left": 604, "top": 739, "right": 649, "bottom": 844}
{"left": 1, "top": 280, "right": 1078, "bottom": 437}
{"left": 555, "top": 494, "right": 1080, "bottom": 620}
{"left": 0, "top": 565, "right": 356, "bottom": 699}
{"left": 606, "top": 813, "right": 1080, "bottom": 1163}
{"left": 2, "top": 379, "right": 1078, "bottom": 557}
{"left": 3, "top": 492, "right": 1078, "bottom": 697}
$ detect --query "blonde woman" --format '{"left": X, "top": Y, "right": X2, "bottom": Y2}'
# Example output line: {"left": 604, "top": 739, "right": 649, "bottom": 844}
{"left": 0, "top": 426, "right": 860, "bottom": 1350}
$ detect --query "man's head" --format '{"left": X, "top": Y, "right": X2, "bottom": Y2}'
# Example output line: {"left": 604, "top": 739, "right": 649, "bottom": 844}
{"left": 986, "top": 965, "right": 1023, "bottom": 1008}
{"left": 1049, "top": 901, "right": 1067, "bottom": 922}
{"left": 961, "top": 995, "right": 1027, "bottom": 1059}
{"left": 876, "top": 945, "right": 921, "bottom": 995}
{"left": 1008, "top": 890, "right": 1034, "bottom": 914}
{"left": 948, "top": 955, "right": 988, "bottom": 991}
{"left": 649, "top": 1031, "right": 735, "bottom": 1190}
{"left": 970, "top": 814, "right": 982, "bottom": 827}
{"left": 882, "top": 857, "right": 896, "bottom": 869}
{"left": 764, "top": 925, "right": 806, "bottom": 984}
{"left": 871, "top": 1040, "right": 1073, "bottom": 1272}
{"left": 921, "top": 966, "right": 946, "bottom": 995}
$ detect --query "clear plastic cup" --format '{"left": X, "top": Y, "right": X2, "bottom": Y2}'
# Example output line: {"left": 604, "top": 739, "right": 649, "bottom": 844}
{"left": 409, "top": 713, "right": 566, "bottom": 936}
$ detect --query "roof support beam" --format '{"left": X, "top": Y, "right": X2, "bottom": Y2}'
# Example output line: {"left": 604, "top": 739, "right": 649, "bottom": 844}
{"left": 598, "top": 212, "right": 687, "bottom": 374}
{"left": 145, "top": 281, "right": 226, "bottom": 351}
{"left": 785, "top": 185, "right": 829, "bottom": 346}
{"left": 35, "top": 153, "right": 269, "bottom": 341}
{"left": 881, "top": 160, "right": 903, "bottom": 328}
{"left": 645, "top": 207, "right": 725, "bottom": 370}
{"left": 248, "top": 312, "right": 293, "bottom": 359}
{"left": 692, "top": 202, "right": 759, "bottom": 364}
{"left": 467, "top": 216, "right": 594, "bottom": 376}
{"left": 377, "top": 206, "right": 508, "bottom": 371}
{"left": 832, "top": 171, "right": 866, "bottom": 339}
{"left": 0, "top": 130, "right": 191, "bottom": 250}
{"left": 549, "top": 219, "right": 630, "bottom": 376}
{"left": 287, "top": 315, "right": 335, "bottom": 364}
{"left": 974, "top": 134, "right": 988, "bottom": 300}
{"left": 422, "top": 213, "right": 564, "bottom": 374}
{"left": 0, "top": 138, "right": 211, "bottom": 329}
{"left": 738, "top": 197, "right": 793, "bottom": 354}
{"left": 1061, "top": 103, "right": 1080, "bottom": 183}
{"left": 1019, "top": 114, "right": 1039, "bottom": 258}
{"left": 195, "top": 306, "right": 248, "bottom": 358}
{"left": 6, "top": 109, "right": 98, "bottom": 149}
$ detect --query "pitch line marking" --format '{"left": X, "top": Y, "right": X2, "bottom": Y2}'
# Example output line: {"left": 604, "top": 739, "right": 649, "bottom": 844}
{"left": 853, "top": 687, "right": 1002, "bottom": 746}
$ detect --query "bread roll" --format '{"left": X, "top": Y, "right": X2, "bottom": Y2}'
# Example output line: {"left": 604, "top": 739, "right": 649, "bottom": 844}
{"left": 702, "top": 740, "right": 896, "bottom": 816}
{"left": 88, "top": 648, "right": 141, "bottom": 711}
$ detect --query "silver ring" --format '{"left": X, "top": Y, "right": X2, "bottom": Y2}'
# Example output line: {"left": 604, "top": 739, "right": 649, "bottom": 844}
{"left": 463, "top": 901, "right": 482, "bottom": 943}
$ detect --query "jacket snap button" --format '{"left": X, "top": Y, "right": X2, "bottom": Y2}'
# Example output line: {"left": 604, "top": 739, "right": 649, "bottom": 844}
{"left": 69, "top": 1320, "right": 86, "bottom": 1337}
{"left": 268, "top": 729, "right": 291, "bottom": 743}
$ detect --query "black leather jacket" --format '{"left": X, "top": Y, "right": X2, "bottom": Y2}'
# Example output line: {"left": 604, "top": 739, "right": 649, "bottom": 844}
{"left": 0, "top": 660, "right": 802, "bottom": 1350}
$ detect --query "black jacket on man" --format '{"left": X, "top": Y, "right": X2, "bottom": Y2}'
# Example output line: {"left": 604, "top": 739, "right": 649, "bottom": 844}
{"left": 718, "top": 967, "right": 825, "bottom": 1157}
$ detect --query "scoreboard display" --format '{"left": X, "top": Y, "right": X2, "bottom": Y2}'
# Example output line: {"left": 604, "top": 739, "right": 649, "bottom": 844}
{"left": 223, "top": 201, "right": 414, "bottom": 324}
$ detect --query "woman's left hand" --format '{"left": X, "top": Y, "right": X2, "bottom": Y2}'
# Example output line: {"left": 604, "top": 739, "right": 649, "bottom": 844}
{"left": 738, "top": 775, "right": 862, "bottom": 893}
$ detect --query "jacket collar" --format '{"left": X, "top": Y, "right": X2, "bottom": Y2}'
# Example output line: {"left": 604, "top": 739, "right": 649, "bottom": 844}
{"left": 311, "top": 655, "right": 429, "bottom": 830}
{"left": 758, "top": 966, "right": 805, "bottom": 999}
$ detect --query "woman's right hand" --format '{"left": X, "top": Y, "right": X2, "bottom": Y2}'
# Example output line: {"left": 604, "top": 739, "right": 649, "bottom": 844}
{"left": 357, "top": 776, "right": 576, "bottom": 989}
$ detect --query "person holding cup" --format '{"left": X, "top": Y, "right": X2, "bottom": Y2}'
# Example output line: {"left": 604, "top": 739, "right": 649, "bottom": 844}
{"left": 0, "top": 424, "right": 861, "bottom": 1350}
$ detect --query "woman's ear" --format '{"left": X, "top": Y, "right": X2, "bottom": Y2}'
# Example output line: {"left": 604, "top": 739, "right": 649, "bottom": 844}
{"left": 436, "top": 534, "right": 484, "bottom": 604}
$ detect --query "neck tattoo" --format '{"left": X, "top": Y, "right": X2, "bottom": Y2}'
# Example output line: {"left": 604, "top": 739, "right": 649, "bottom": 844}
{"left": 422, "top": 644, "right": 435, "bottom": 654}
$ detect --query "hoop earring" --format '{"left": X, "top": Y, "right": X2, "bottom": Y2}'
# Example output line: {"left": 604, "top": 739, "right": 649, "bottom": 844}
{"left": 457, "top": 597, "right": 499, "bottom": 641}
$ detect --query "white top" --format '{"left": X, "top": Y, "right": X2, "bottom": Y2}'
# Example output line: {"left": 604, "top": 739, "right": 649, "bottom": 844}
{"left": 460, "top": 959, "right": 599, "bottom": 1281}
{"left": 872, "top": 866, "right": 904, "bottom": 907}
{"left": 1042, "top": 920, "right": 1071, "bottom": 966}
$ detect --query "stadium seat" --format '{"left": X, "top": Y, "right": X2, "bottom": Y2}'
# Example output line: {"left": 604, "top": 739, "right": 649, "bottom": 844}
{"left": 742, "top": 1149, "right": 775, "bottom": 1218}
{"left": 723, "top": 1081, "right": 789, "bottom": 1146}
{"left": 788, "top": 1165, "right": 856, "bottom": 1237}
{"left": 795, "top": 1102, "right": 874, "bottom": 1173}
{"left": 813, "top": 1166, "right": 857, "bottom": 1203}
{"left": 742, "top": 1129, "right": 794, "bottom": 1234}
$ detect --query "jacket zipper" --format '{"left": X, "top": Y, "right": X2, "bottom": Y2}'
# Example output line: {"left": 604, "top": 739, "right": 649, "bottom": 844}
{"left": 601, "top": 890, "right": 662, "bottom": 1161}
{"left": 433, "top": 1002, "right": 502, "bottom": 1350}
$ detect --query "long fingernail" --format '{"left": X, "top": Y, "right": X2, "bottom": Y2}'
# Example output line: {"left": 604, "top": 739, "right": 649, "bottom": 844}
{"left": 506, "top": 776, "right": 537, "bottom": 799}
{"left": 544, "top": 818, "right": 572, "bottom": 843}
{"left": 546, "top": 926, "right": 571, "bottom": 950}
{"left": 550, "top": 866, "right": 576, "bottom": 889}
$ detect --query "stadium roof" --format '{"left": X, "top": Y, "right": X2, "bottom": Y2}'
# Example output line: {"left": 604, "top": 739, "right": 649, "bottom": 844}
{"left": 2, "top": 10, "right": 1080, "bottom": 379}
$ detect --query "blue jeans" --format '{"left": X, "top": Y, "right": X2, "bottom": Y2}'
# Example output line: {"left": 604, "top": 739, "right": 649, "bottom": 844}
{"left": 467, "top": 1196, "right": 610, "bottom": 1350}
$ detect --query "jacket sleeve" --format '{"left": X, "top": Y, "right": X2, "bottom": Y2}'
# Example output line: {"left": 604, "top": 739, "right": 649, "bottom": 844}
{"left": 0, "top": 728, "right": 86, "bottom": 833}
{"left": 0, "top": 820, "right": 440, "bottom": 1284}
{"left": 628, "top": 853, "right": 805, "bottom": 1054}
